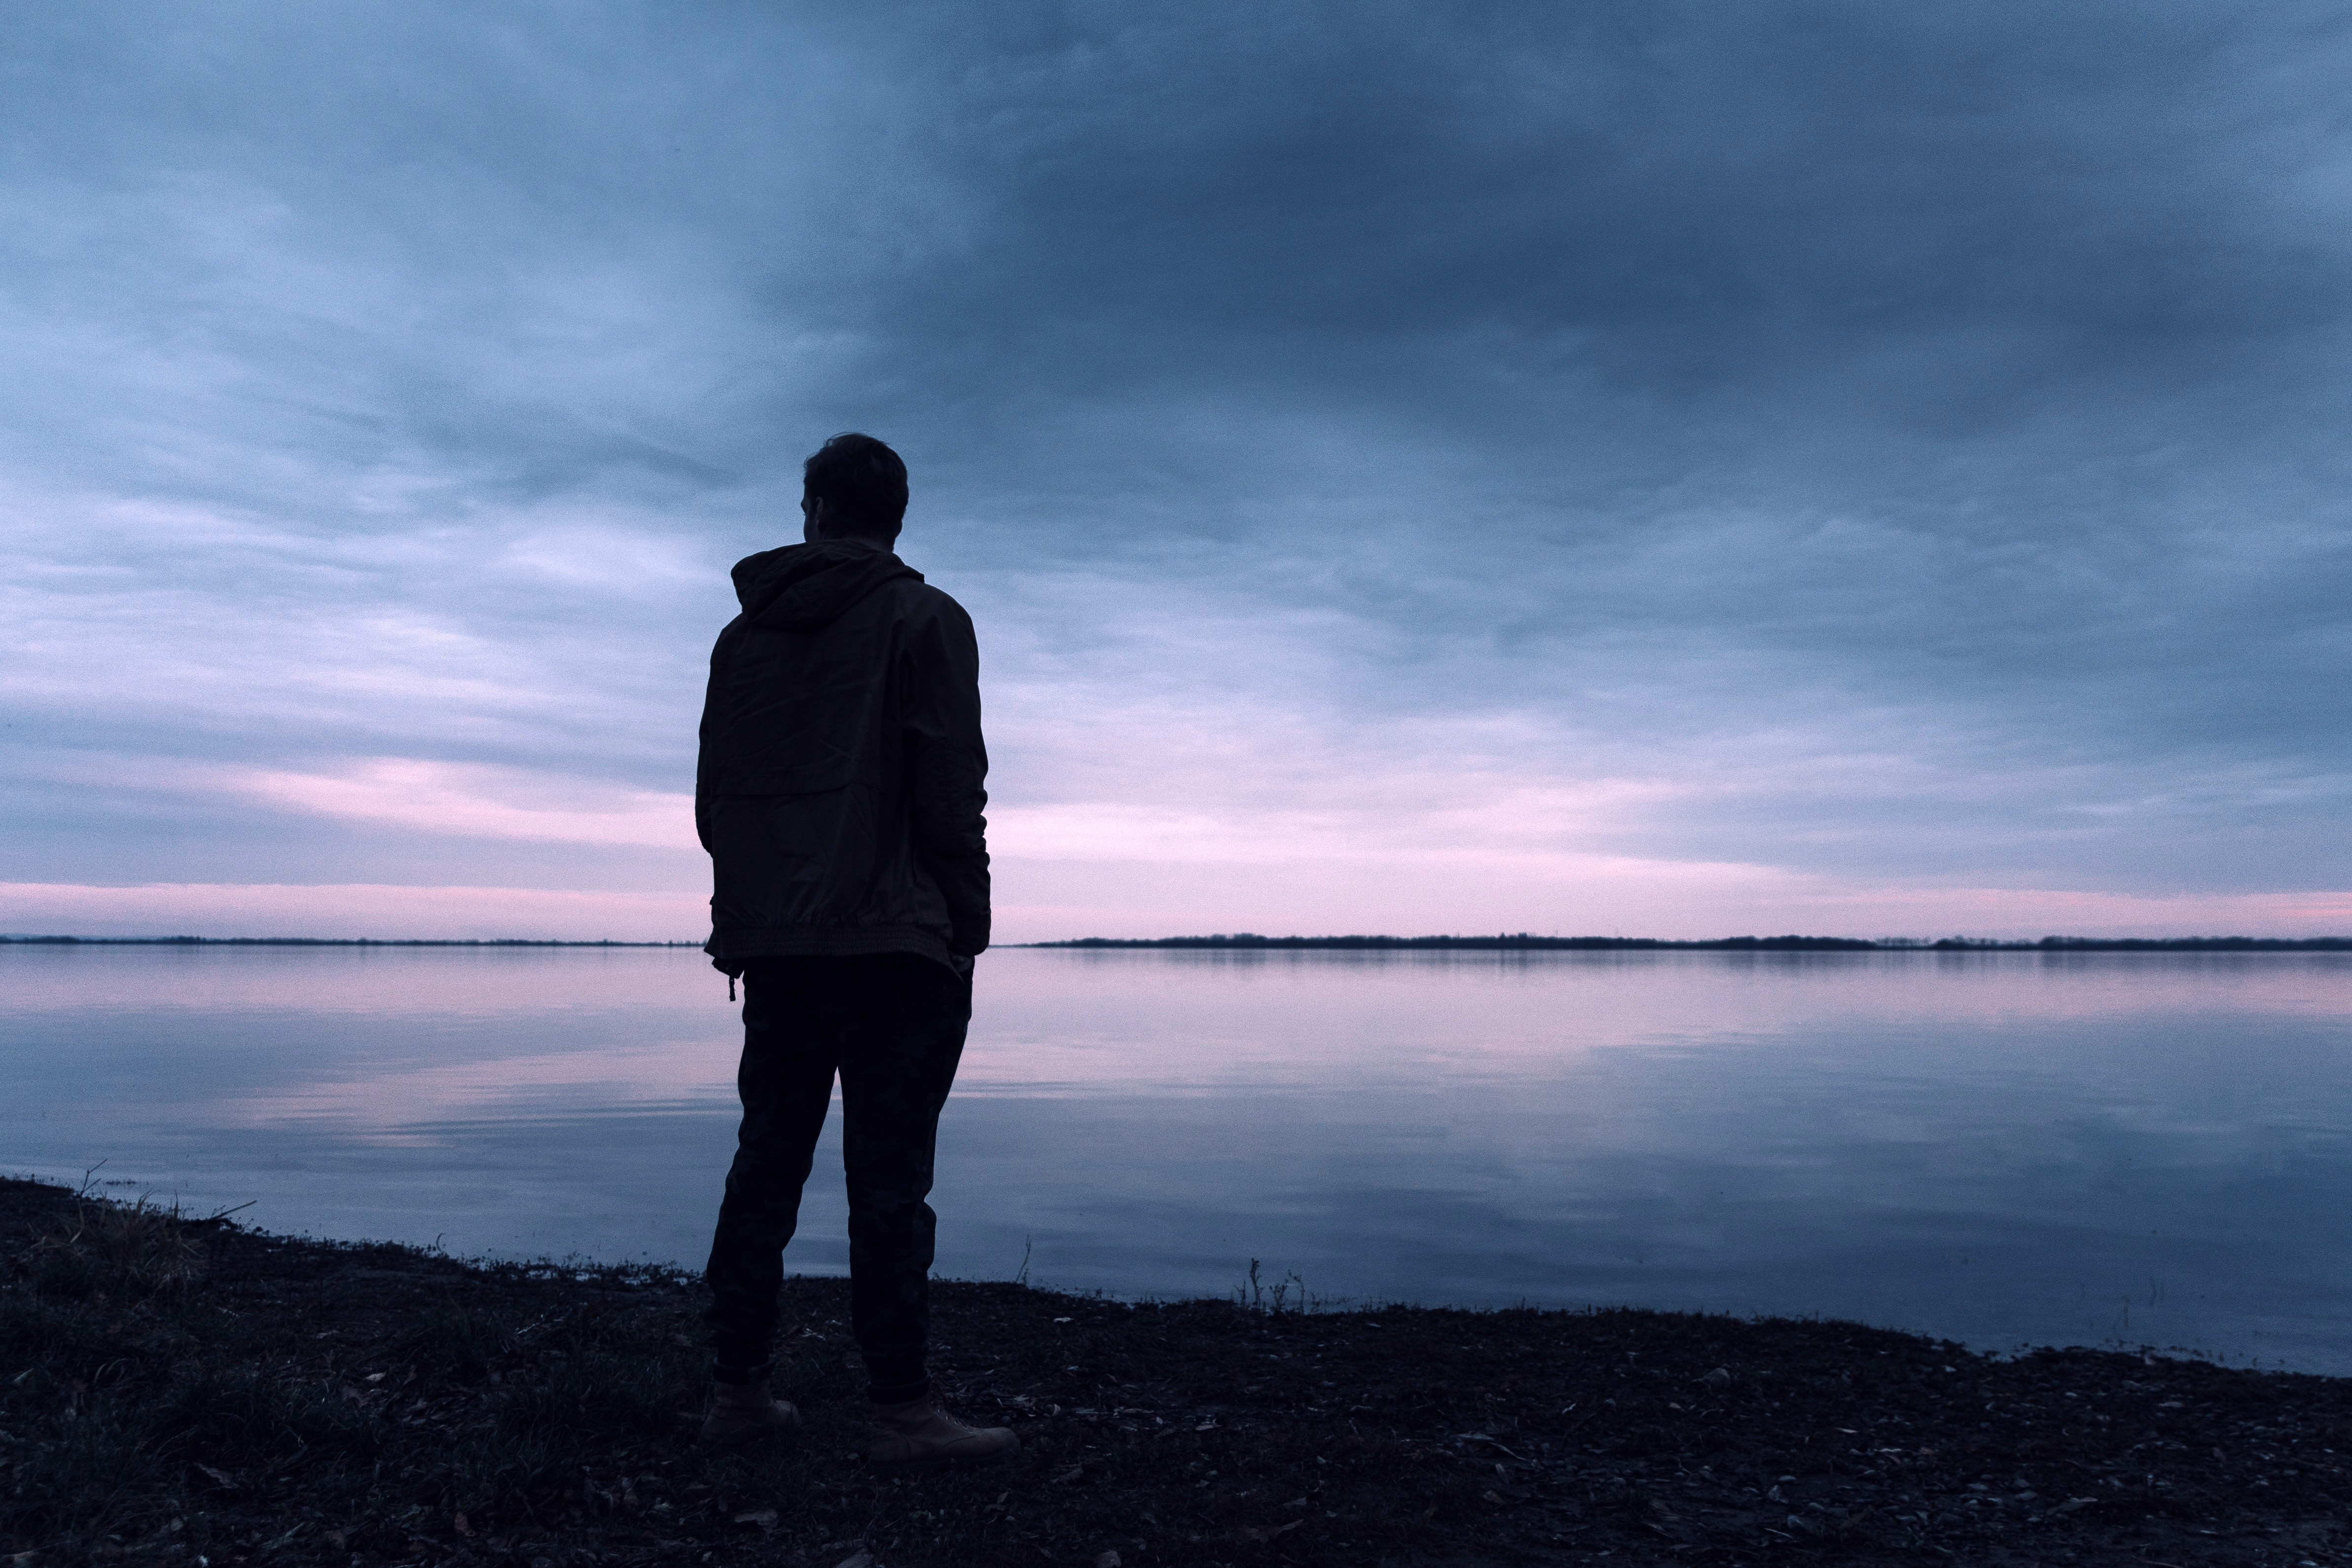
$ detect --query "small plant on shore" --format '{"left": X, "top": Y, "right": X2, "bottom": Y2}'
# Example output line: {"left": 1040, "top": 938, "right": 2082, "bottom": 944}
{"left": 1234, "top": 1257, "right": 1310, "bottom": 1314}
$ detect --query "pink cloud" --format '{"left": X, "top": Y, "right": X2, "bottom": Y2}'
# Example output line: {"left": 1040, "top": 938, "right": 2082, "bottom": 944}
{"left": 228, "top": 759, "right": 698, "bottom": 850}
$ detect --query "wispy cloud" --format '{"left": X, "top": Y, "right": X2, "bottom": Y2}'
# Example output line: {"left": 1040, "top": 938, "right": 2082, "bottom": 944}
{"left": 229, "top": 760, "right": 697, "bottom": 851}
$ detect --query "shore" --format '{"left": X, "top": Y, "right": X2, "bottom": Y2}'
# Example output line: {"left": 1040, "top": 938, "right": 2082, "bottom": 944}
{"left": 5, "top": 1178, "right": 2348, "bottom": 1566}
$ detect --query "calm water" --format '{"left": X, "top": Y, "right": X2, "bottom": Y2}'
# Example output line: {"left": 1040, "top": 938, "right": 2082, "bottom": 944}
{"left": 4, "top": 945, "right": 2350, "bottom": 1372}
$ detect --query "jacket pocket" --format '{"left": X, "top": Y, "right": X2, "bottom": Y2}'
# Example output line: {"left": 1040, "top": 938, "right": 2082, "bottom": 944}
{"left": 706, "top": 787, "right": 889, "bottom": 930}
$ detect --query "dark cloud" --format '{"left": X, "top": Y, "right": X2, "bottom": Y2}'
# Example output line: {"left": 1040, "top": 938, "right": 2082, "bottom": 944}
{"left": 864, "top": 4, "right": 2345, "bottom": 390}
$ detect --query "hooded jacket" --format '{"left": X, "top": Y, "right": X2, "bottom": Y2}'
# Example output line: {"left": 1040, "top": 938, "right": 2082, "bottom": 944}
{"left": 696, "top": 538, "right": 989, "bottom": 975}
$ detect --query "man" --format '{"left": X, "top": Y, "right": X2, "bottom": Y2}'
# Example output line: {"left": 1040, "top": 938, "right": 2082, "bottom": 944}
{"left": 694, "top": 432, "right": 1013, "bottom": 1465}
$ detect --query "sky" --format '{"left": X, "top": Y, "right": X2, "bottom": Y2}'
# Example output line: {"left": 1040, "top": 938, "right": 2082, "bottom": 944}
{"left": 3, "top": 0, "right": 2349, "bottom": 942}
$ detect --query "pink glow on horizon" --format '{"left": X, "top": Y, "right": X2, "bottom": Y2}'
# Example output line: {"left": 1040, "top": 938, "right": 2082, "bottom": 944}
{"left": 15, "top": 751, "right": 2334, "bottom": 944}
{"left": 0, "top": 882, "right": 710, "bottom": 942}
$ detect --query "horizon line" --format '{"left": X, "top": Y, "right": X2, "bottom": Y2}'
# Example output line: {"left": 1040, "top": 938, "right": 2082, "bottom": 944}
{"left": 5, "top": 932, "right": 2349, "bottom": 952}
{"left": 1023, "top": 932, "right": 2352, "bottom": 952}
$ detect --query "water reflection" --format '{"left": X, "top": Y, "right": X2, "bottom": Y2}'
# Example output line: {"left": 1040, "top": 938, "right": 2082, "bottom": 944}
{"left": 3, "top": 945, "right": 2348, "bottom": 1371}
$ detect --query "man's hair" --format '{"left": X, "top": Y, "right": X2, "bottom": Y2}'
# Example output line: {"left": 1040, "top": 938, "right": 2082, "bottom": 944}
{"left": 803, "top": 432, "right": 908, "bottom": 537}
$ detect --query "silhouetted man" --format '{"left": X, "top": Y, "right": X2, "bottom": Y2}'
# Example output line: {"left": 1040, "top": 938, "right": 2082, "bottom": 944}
{"left": 695, "top": 432, "right": 1012, "bottom": 1465}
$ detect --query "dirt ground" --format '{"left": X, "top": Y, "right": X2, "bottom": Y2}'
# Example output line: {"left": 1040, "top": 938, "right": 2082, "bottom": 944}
{"left": 4, "top": 1175, "right": 2349, "bottom": 1566}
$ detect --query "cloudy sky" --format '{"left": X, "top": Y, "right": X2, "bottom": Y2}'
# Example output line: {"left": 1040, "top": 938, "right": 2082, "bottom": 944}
{"left": 4, "top": 1, "right": 2348, "bottom": 941}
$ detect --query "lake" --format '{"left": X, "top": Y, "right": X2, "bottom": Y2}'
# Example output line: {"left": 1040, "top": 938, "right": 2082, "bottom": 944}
{"left": 4, "top": 944, "right": 2349, "bottom": 1373}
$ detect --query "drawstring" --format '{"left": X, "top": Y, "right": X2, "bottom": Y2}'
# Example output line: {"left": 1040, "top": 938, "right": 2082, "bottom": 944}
{"left": 728, "top": 975, "right": 736, "bottom": 1001}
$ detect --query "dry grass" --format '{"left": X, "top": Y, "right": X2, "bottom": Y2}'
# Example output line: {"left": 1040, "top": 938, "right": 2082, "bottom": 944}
{"left": 24, "top": 1187, "right": 209, "bottom": 1300}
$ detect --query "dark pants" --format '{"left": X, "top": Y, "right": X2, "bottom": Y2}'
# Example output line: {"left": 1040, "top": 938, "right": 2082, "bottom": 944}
{"left": 703, "top": 952, "right": 971, "bottom": 1405}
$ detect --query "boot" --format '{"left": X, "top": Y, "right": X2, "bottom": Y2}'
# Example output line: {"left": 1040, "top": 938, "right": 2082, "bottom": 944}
{"left": 866, "top": 1394, "right": 1019, "bottom": 1467}
{"left": 699, "top": 1373, "right": 800, "bottom": 1447}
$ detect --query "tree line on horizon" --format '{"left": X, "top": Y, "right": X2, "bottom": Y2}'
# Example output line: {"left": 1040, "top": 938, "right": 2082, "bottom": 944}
{"left": 5, "top": 933, "right": 2346, "bottom": 952}
{"left": 1029, "top": 933, "right": 2352, "bottom": 952}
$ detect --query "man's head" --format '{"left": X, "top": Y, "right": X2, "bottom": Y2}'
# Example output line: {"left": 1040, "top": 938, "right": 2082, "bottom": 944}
{"left": 801, "top": 432, "right": 908, "bottom": 547}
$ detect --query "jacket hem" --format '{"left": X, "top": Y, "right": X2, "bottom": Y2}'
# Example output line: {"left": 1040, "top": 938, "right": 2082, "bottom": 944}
{"left": 706, "top": 925, "right": 955, "bottom": 974}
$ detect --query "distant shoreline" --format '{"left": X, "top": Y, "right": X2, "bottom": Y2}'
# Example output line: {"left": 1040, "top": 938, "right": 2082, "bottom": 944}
{"left": 1028, "top": 932, "right": 2352, "bottom": 952}
{"left": 6, "top": 932, "right": 2348, "bottom": 952}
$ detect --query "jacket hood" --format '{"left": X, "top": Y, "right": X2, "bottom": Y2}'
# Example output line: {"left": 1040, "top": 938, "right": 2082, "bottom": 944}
{"left": 731, "top": 540, "right": 922, "bottom": 631}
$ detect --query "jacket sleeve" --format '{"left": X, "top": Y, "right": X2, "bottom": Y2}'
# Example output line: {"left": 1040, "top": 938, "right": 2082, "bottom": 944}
{"left": 902, "top": 596, "right": 991, "bottom": 954}
{"left": 693, "top": 621, "right": 738, "bottom": 857}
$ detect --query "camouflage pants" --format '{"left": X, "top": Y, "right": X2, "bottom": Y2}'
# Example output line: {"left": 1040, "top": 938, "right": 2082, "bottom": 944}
{"left": 704, "top": 952, "right": 970, "bottom": 1404}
